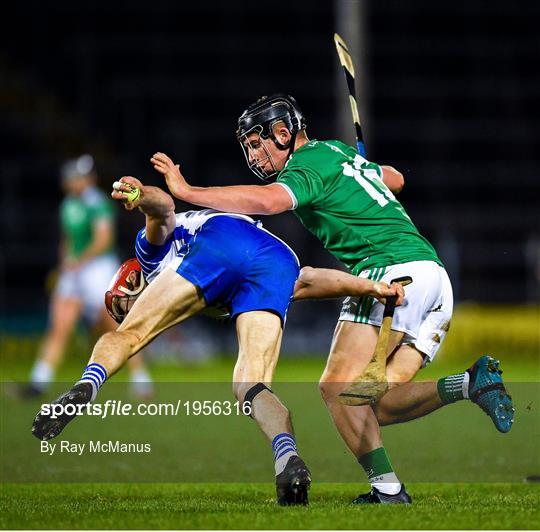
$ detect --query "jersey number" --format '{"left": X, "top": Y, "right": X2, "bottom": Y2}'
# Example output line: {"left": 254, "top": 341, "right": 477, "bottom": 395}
{"left": 342, "top": 156, "right": 396, "bottom": 207}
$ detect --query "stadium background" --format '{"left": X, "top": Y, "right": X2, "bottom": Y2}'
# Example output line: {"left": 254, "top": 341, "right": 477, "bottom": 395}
{"left": 1, "top": 0, "right": 538, "bottom": 360}
{"left": 0, "top": 1, "right": 539, "bottom": 529}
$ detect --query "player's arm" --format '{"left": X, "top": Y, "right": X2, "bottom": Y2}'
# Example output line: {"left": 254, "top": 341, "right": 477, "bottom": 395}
{"left": 150, "top": 152, "right": 292, "bottom": 215}
{"left": 77, "top": 218, "right": 114, "bottom": 266}
{"left": 381, "top": 165, "right": 404, "bottom": 194}
{"left": 112, "top": 176, "right": 176, "bottom": 245}
{"left": 293, "top": 266, "right": 405, "bottom": 306}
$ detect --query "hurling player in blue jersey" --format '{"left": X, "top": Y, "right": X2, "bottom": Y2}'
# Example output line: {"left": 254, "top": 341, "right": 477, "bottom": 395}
{"left": 32, "top": 176, "right": 404, "bottom": 505}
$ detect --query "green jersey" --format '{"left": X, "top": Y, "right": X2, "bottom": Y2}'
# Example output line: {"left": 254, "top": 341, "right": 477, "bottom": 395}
{"left": 276, "top": 139, "right": 442, "bottom": 274}
{"left": 60, "top": 186, "right": 115, "bottom": 260}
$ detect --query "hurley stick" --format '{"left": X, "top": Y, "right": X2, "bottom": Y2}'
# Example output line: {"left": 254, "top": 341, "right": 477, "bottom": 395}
{"left": 339, "top": 276, "right": 413, "bottom": 406}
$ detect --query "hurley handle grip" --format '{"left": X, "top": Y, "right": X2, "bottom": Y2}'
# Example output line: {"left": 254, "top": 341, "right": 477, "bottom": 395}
{"left": 383, "top": 295, "right": 398, "bottom": 318}
{"left": 382, "top": 276, "right": 413, "bottom": 318}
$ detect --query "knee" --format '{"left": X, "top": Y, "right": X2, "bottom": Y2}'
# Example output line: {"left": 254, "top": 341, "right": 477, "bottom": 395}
{"left": 318, "top": 378, "right": 332, "bottom": 403}
{"left": 232, "top": 381, "right": 248, "bottom": 402}
{"left": 387, "top": 368, "right": 416, "bottom": 388}
{"left": 318, "top": 374, "right": 345, "bottom": 404}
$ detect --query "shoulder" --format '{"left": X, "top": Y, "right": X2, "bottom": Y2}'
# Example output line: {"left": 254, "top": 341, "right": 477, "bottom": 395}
{"left": 81, "top": 186, "right": 106, "bottom": 205}
{"left": 82, "top": 187, "right": 114, "bottom": 213}
{"left": 285, "top": 139, "right": 357, "bottom": 171}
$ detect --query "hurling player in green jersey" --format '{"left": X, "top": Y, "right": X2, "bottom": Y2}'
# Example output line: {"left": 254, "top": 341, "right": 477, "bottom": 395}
{"left": 151, "top": 94, "right": 514, "bottom": 504}
{"left": 23, "top": 155, "right": 152, "bottom": 400}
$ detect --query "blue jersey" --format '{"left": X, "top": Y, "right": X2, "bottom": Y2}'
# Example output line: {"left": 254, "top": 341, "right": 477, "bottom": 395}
{"left": 135, "top": 209, "right": 300, "bottom": 323}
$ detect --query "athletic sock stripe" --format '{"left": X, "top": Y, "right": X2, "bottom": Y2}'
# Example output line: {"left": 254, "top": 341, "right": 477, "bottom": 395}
{"left": 274, "top": 438, "right": 295, "bottom": 450}
{"left": 274, "top": 443, "right": 296, "bottom": 458}
{"left": 86, "top": 363, "right": 107, "bottom": 381}
{"left": 82, "top": 371, "right": 105, "bottom": 385}
{"left": 80, "top": 371, "right": 102, "bottom": 383}
{"left": 85, "top": 362, "right": 106, "bottom": 374}
{"left": 80, "top": 375, "right": 101, "bottom": 388}
{"left": 273, "top": 438, "right": 296, "bottom": 453}
{"left": 81, "top": 374, "right": 104, "bottom": 389}
{"left": 83, "top": 369, "right": 106, "bottom": 382}
{"left": 274, "top": 440, "right": 296, "bottom": 453}
{"left": 77, "top": 363, "right": 108, "bottom": 401}
{"left": 271, "top": 433, "right": 296, "bottom": 449}
{"left": 275, "top": 446, "right": 296, "bottom": 460}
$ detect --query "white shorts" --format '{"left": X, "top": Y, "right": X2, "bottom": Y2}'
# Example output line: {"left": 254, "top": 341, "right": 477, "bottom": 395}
{"left": 55, "top": 254, "right": 120, "bottom": 323}
{"left": 339, "top": 261, "right": 454, "bottom": 365}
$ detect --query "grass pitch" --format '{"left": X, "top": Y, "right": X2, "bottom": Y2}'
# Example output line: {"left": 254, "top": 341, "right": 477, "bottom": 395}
{"left": 2, "top": 482, "right": 539, "bottom": 530}
{"left": 1, "top": 354, "right": 539, "bottom": 529}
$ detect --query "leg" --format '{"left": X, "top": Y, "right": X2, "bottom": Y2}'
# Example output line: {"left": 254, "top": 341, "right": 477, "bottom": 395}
{"left": 372, "top": 344, "right": 442, "bottom": 426}
{"left": 89, "top": 269, "right": 205, "bottom": 377}
{"left": 28, "top": 295, "right": 82, "bottom": 393}
{"left": 31, "top": 269, "right": 206, "bottom": 441}
{"left": 320, "top": 320, "right": 411, "bottom": 501}
{"left": 233, "top": 310, "right": 311, "bottom": 505}
{"left": 375, "top": 346, "right": 515, "bottom": 433}
{"left": 92, "top": 308, "right": 154, "bottom": 399}
{"left": 233, "top": 311, "right": 286, "bottom": 437}
{"left": 319, "top": 321, "right": 404, "bottom": 456}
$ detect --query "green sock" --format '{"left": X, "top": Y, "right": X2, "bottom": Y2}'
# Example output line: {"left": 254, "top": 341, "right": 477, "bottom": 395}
{"left": 437, "top": 372, "right": 470, "bottom": 404}
{"left": 358, "top": 447, "right": 400, "bottom": 494}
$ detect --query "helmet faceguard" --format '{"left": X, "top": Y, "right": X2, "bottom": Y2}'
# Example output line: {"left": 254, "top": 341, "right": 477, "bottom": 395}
{"left": 105, "top": 258, "right": 147, "bottom": 324}
{"left": 236, "top": 94, "right": 306, "bottom": 181}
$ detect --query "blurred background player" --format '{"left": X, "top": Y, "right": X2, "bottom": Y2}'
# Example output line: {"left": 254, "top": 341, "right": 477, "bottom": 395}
{"left": 23, "top": 154, "right": 153, "bottom": 399}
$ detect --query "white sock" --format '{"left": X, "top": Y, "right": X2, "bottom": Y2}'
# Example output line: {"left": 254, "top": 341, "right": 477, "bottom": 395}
{"left": 76, "top": 363, "right": 108, "bottom": 402}
{"left": 371, "top": 472, "right": 402, "bottom": 495}
{"left": 272, "top": 433, "right": 298, "bottom": 476}
{"left": 130, "top": 368, "right": 154, "bottom": 397}
{"left": 29, "top": 360, "right": 54, "bottom": 390}
{"left": 462, "top": 371, "right": 470, "bottom": 399}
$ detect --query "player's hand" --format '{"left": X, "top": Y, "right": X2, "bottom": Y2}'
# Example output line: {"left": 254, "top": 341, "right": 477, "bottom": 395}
{"left": 111, "top": 176, "right": 144, "bottom": 211}
{"left": 371, "top": 281, "right": 405, "bottom": 306}
{"left": 150, "top": 152, "right": 190, "bottom": 200}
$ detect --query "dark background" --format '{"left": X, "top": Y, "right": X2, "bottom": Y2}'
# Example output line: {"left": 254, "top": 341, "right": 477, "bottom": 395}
{"left": 1, "top": 0, "right": 538, "bottom": 326}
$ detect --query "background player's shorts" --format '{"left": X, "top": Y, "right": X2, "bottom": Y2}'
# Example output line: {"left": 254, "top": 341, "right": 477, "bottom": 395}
{"left": 339, "top": 260, "right": 453, "bottom": 365}
{"left": 168, "top": 216, "right": 300, "bottom": 325}
{"left": 55, "top": 254, "right": 120, "bottom": 323}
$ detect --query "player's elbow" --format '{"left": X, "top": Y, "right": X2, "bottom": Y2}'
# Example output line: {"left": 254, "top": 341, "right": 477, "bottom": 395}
{"left": 382, "top": 166, "right": 405, "bottom": 194}
{"left": 298, "top": 266, "right": 316, "bottom": 285}
{"left": 393, "top": 172, "right": 405, "bottom": 193}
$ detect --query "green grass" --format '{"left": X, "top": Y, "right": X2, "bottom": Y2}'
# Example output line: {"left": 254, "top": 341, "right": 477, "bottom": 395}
{"left": 2, "top": 350, "right": 539, "bottom": 384}
{"left": 2, "top": 353, "right": 539, "bottom": 529}
{"left": 1, "top": 482, "right": 539, "bottom": 530}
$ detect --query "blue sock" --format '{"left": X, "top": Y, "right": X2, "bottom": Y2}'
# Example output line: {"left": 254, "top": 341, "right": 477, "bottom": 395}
{"left": 272, "top": 432, "right": 298, "bottom": 475}
{"left": 77, "top": 363, "right": 108, "bottom": 401}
